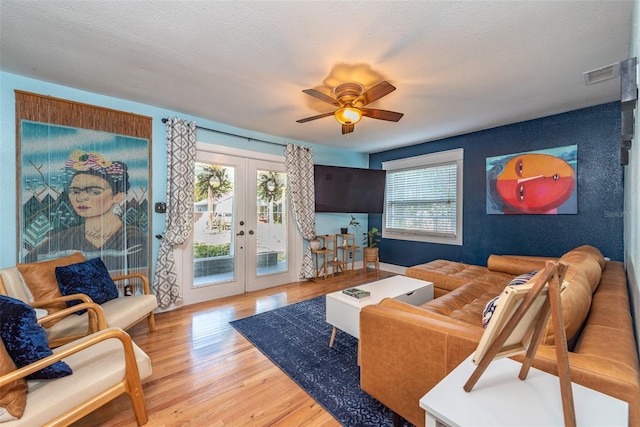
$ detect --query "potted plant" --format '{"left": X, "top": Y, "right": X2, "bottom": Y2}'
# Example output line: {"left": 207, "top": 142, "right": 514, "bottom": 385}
{"left": 341, "top": 215, "right": 361, "bottom": 234}
{"left": 363, "top": 227, "right": 381, "bottom": 260}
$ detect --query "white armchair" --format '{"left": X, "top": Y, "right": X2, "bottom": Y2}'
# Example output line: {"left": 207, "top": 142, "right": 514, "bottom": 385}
{"left": 0, "top": 326, "right": 152, "bottom": 426}
{"left": 0, "top": 264, "right": 157, "bottom": 348}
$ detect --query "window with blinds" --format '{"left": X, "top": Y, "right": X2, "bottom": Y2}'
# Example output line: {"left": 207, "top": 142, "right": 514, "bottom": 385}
{"left": 382, "top": 148, "right": 463, "bottom": 245}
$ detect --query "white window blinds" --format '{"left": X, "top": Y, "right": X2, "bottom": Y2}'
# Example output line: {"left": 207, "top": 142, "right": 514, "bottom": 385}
{"left": 385, "top": 163, "right": 458, "bottom": 237}
{"left": 382, "top": 148, "right": 463, "bottom": 245}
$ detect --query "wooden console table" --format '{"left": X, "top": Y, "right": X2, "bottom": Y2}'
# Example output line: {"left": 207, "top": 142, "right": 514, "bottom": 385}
{"left": 312, "top": 234, "right": 360, "bottom": 280}
{"left": 335, "top": 233, "right": 359, "bottom": 274}
{"left": 311, "top": 235, "right": 335, "bottom": 281}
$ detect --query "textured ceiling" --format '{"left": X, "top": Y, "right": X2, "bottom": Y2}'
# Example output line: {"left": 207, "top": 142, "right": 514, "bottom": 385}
{"left": 0, "top": 1, "right": 633, "bottom": 153}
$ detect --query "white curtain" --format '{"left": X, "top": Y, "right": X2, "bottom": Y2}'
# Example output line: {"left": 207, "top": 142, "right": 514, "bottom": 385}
{"left": 153, "top": 117, "right": 196, "bottom": 308}
{"left": 284, "top": 144, "right": 316, "bottom": 279}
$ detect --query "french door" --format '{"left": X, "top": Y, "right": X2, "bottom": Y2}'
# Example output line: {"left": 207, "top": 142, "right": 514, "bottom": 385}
{"left": 179, "top": 144, "right": 299, "bottom": 305}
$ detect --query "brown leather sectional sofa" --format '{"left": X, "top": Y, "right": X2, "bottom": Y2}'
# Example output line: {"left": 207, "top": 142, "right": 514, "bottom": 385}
{"left": 359, "top": 245, "right": 640, "bottom": 427}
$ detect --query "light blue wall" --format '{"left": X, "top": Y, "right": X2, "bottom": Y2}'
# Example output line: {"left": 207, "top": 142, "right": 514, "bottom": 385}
{"left": 0, "top": 71, "right": 368, "bottom": 270}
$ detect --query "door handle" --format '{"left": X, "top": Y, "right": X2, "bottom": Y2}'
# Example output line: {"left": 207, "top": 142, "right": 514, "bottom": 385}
{"left": 248, "top": 230, "right": 255, "bottom": 235}
{"left": 236, "top": 231, "right": 245, "bottom": 236}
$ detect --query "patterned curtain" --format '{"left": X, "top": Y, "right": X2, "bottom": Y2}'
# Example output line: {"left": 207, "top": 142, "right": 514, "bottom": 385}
{"left": 284, "top": 144, "right": 316, "bottom": 279}
{"left": 152, "top": 117, "right": 196, "bottom": 308}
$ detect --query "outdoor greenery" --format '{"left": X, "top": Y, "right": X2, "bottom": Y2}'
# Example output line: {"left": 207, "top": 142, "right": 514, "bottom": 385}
{"left": 257, "top": 171, "right": 285, "bottom": 224}
{"left": 193, "top": 242, "right": 231, "bottom": 258}
{"left": 194, "top": 165, "right": 232, "bottom": 203}
{"left": 257, "top": 171, "right": 285, "bottom": 203}
{"left": 194, "top": 164, "right": 233, "bottom": 230}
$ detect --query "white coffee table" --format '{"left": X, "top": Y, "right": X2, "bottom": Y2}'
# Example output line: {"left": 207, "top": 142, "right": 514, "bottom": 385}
{"left": 326, "top": 275, "right": 434, "bottom": 347}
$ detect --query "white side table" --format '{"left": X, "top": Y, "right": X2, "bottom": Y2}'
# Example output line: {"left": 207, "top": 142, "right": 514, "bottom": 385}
{"left": 420, "top": 355, "right": 627, "bottom": 426}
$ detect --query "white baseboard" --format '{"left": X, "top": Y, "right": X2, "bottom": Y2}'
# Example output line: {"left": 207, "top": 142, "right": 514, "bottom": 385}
{"left": 352, "top": 260, "right": 407, "bottom": 275}
{"left": 380, "top": 263, "right": 407, "bottom": 275}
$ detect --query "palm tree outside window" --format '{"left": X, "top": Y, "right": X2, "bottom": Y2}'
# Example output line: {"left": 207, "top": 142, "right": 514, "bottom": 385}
{"left": 194, "top": 165, "right": 232, "bottom": 230}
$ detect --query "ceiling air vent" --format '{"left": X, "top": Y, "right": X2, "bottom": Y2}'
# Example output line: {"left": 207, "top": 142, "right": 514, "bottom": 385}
{"left": 583, "top": 63, "right": 620, "bottom": 85}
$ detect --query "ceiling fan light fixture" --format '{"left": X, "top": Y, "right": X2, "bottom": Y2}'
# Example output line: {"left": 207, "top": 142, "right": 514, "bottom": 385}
{"left": 334, "top": 107, "right": 362, "bottom": 125}
{"left": 298, "top": 80, "right": 402, "bottom": 132}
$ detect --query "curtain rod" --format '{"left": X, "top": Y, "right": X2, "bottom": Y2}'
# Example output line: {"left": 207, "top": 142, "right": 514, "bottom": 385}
{"left": 161, "top": 117, "right": 287, "bottom": 148}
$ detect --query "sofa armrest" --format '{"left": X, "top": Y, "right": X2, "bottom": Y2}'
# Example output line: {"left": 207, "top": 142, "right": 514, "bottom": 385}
{"left": 486, "top": 254, "right": 558, "bottom": 275}
{"left": 37, "top": 302, "right": 107, "bottom": 348}
{"left": 360, "top": 302, "right": 483, "bottom": 426}
{"left": 31, "top": 293, "right": 94, "bottom": 308}
{"left": 38, "top": 302, "right": 107, "bottom": 329}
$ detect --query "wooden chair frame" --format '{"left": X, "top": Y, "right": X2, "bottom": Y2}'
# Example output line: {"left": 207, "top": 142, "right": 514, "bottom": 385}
{"left": 0, "top": 327, "right": 148, "bottom": 426}
{"left": 1, "top": 271, "right": 156, "bottom": 348}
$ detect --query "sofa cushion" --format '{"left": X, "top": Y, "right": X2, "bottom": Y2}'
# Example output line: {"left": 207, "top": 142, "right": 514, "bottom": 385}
{"left": 541, "top": 247, "right": 603, "bottom": 345}
{"left": 0, "top": 295, "right": 72, "bottom": 379}
{"left": 16, "top": 252, "right": 86, "bottom": 316}
{"left": 406, "top": 260, "right": 514, "bottom": 294}
{"left": 572, "top": 245, "right": 606, "bottom": 271}
{"left": 55, "top": 258, "right": 118, "bottom": 314}
{"left": 0, "top": 338, "right": 27, "bottom": 421}
{"left": 481, "top": 271, "right": 538, "bottom": 328}
{"left": 42, "top": 294, "right": 158, "bottom": 343}
{"left": 422, "top": 281, "right": 504, "bottom": 325}
{"left": 486, "top": 255, "right": 553, "bottom": 275}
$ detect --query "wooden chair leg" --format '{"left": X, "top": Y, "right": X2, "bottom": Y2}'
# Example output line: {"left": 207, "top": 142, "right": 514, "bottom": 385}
{"left": 126, "top": 375, "right": 149, "bottom": 425}
{"left": 147, "top": 313, "right": 157, "bottom": 332}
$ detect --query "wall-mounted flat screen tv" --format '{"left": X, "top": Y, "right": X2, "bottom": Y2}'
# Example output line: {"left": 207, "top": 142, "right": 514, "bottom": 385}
{"left": 314, "top": 165, "right": 386, "bottom": 213}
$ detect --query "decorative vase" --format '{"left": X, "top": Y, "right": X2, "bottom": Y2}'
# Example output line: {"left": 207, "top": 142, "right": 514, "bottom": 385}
{"left": 340, "top": 227, "right": 349, "bottom": 234}
{"left": 309, "top": 239, "right": 321, "bottom": 250}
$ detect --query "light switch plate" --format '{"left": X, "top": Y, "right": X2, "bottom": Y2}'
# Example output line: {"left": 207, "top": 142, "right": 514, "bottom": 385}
{"left": 155, "top": 202, "right": 167, "bottom": 213}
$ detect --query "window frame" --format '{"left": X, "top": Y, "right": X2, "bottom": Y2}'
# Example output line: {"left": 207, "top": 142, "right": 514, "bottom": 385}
{"left": 382, "top": 148, "right": 464, "bottom": 246}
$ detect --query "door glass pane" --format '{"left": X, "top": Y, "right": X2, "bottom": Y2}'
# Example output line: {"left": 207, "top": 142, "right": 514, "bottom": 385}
{"left": 193, "top": 163, "right": 235, "bottom": 286}
{"left": 256, "top": 170, "right": 288, "bottom": 276}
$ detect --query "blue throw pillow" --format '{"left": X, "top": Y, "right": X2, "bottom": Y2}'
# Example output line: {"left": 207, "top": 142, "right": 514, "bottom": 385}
{"left": 55, "top": 257, "right": 119, "bottom": 314}
{"left": 0, "top": 295, "right": 72, "bottom": 379}
{"left": 481, "top": 271, "right": 538, "bottom": 328}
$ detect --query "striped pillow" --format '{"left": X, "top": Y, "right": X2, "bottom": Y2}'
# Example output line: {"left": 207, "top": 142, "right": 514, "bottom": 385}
{"left": 481, "top": 271, "right": 538, "bottom": 328}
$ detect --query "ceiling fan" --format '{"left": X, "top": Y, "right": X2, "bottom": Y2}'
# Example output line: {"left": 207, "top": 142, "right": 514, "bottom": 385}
{"left": 296, "top": 81, "right": 404, "bottom": 134}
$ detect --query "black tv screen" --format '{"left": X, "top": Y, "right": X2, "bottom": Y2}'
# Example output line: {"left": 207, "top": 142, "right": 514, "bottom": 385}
{"left": 314, "top": 165, "right": 386, "bottom": 213}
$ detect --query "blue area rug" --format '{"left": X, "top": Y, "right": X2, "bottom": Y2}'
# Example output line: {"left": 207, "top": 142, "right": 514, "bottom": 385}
{"left": 230, "top": 296, "right": 413, "bottom": 427}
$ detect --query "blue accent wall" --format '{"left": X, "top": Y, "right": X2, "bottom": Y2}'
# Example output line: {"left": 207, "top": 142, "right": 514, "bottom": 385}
{"left": 369, "top": 102, "right": 624, "bottom": 266}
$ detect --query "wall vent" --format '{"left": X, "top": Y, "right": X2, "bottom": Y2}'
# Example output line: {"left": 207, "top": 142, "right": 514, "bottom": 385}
{"left": 583, "top": 63, "right": 620, "bottom": 85}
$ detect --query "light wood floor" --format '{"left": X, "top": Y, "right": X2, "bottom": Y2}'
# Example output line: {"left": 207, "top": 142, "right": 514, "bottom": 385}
{"left": 72, "top": 268, "right": 395, "bottom": 427}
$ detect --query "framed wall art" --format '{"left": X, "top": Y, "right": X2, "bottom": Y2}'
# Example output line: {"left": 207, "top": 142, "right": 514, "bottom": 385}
{"left": 486, "top": 145, "right": 577, "bottom": 215}
{"left": 16, "top": 91, "right": 152, "bottom": 277}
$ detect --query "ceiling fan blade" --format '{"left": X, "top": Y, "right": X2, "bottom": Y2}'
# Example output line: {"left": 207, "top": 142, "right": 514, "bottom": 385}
{"left": 355, "top": 81, "right": 396, "bottom": 106}
{"left": 342, "top": 124, "right": 355, "bottom": 134}
{"left": 302, "top": 89, "right": 340, "bottom": 106}
{"left": 361, "top": 108, "right": 404, "bottom": 122}
{"left": 296, "top": 112, "right": 336, "bottom": 123}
